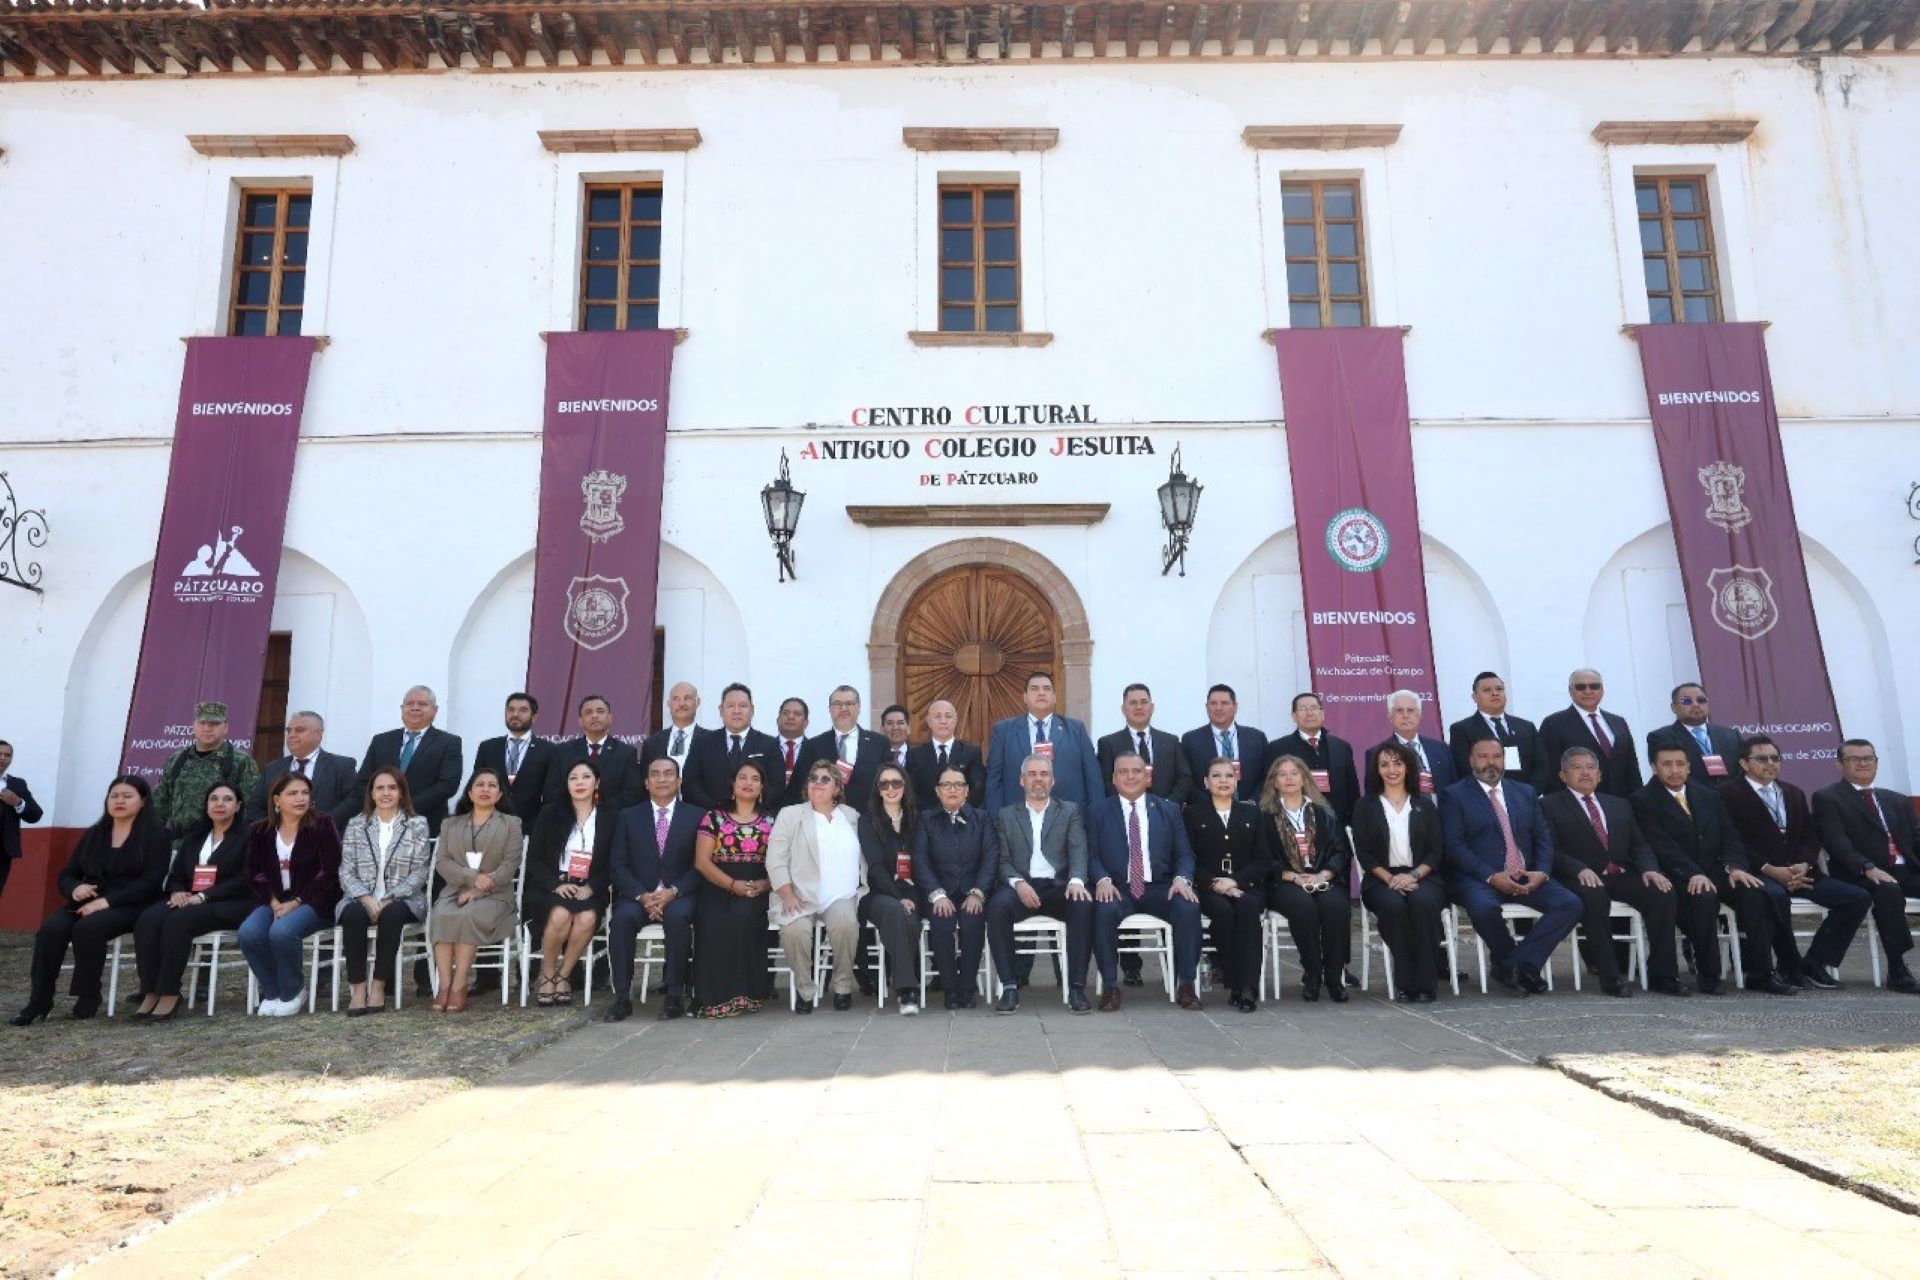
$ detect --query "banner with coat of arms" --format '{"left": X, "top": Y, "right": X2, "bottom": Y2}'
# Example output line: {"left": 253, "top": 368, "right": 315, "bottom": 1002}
{"left": 1273, "top": 328, "right": 1445, "bottom": 746}
{"left": 1636, "top": 323, "right": 1840, "bottom": 789}
{"left": 526, "top": 330, "right": 675, "bottom": 744}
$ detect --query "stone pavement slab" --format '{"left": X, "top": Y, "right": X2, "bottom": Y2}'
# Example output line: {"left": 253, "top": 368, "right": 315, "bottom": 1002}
{"left": 77, "top": 985, "right": 1920, "bottom": 1279}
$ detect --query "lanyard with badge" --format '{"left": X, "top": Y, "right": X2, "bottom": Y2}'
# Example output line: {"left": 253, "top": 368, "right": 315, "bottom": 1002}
{"left": 565, "top": 819, "right": 594, "bottom": 879}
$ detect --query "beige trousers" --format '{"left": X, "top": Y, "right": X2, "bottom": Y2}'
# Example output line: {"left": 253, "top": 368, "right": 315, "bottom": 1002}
{"left": 779, "top": 897, "right": 862, "bottom": 1001}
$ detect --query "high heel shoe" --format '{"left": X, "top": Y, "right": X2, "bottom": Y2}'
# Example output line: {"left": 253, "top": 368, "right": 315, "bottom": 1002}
{"left": 148, "top": 1004, "right": 180, "bottom": 1023}
{"left": 9, "top": 1005, "right": 51, "bottom": 1027}
{"left": 446, "top": 986, "right": 469, "bottom": 1013}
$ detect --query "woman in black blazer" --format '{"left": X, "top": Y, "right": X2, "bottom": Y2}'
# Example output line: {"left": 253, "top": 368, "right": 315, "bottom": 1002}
{"left": 524, "top": 760, "right": 615, "bottom": 1006}
{"left": 12, "top": 775, "right": 169, "bottom": 1024}
{"left": 858, "top": 763, "right": 923, "bottom": 1010}
{"left": 1260, "top": 754, "right": 1353, "bottom": 1003}
{"left": 1350, "top": 741, "right": 1448, "bottom": 1003}
{"left": 1185, "top": 757, "right": 1273, "bottom": 1012}
{"left": 131, "top": 781, "right": 254, "bottom": 1020}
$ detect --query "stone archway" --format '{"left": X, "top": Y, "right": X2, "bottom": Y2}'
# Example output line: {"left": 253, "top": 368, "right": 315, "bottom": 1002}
{"left": 869, "top": 538, "right": 1092, "bottom": 735}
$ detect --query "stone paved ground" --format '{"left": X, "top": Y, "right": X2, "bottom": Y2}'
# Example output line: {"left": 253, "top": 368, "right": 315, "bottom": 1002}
{"left": 77, "top": 964, "right": 1920, "bottom": 1280}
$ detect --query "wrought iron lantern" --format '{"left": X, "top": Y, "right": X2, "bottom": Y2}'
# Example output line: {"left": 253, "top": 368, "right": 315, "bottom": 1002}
{"left": 1157, "top": 445, "right": 1203, "bottom": 577}
{"left": 761, "top": 449, "right": 806, "bottom": 582}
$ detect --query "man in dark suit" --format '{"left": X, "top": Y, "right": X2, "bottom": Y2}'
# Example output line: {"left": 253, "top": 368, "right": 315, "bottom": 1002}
{"left": 1632, "top": 743, "right": 1794, "bottom": 995}
{"left": 474, "top": 691, "right": 555, "bottom": 829}
{"left": 906, "top": 698, "right": 984, "bottom": 810}
{"left": 1448, "top": 671, "right": 1546, "bottom": 790}
{"left": 986, "top": 671, "right": 1103, "bottom": 815}
{"left": 793, "top": 686, "right": 892, "bottom": 814}
{"left": 769, "top": 697, "right": 811, "bottom": 810}
{"left": 639, "top": 681, "right": 704, "bottom": 783}
{"left": 1439, "top": 738, "right": 1581, "bottom": 994}
{"left": 1537, "top": 668, "right": 1644, "bottom": 799}
{"left": 1644, "top": 682, "right": 1741, "bottom": 787}
{"left": 1814, "top": 738, "right": 1920, "bottom": 993}
{"left": 880, "top": 704, "right": 912, "bottom": 772}
{"left": 603, "top": 757, "right": 704, "bottom": 1022}
{"left": 341, "top": 685, "right": 464, "bottom": 837}
{"left": 1719, "top": 734, "right": 1868, "bottom": 989}
{"left": 1266, "top": 692, "right": 1360, "bottom": 826}
{"left": 0, "top": 739, "right": 46, "bottom": 902}
{"left": 545, "top": 694, "right": 644, "bottom": 810}
{"left": 1180, "top": 683, "right": 1268, "bottom": 803}
{"left": 682, "top": 683, "right": 781, "bottom": 812}
{"left": 246, "top": 711, "right": 359, "bottom": 826}
{"left": 1541, "top": 745, "right": 1684, "bottom": 996}
{"left": 1087, "top": 753, "right": 1204, "bottom": 1010}
{"left": 1097, "top": 683, "right": 1194, "bottom": 805}
{"left": 1364, "top": 689, "right": 1456, "bottom": 797}
{"left": 986, "top": 754, "right": 1094, "bottom": 1014}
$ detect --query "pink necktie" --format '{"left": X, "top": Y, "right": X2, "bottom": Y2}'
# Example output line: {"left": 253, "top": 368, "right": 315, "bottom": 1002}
{"left": 654, "top": 806, "right": 670, "bottom": 856}
{"left": 1126, "top": 802, "right": 1146, "bottom": 899}
{"left": 1489, "top": 786, "right": 1525, "bottom": 876}
{"left": 1588, "top": 713, "right": 1613, "bottom": 756}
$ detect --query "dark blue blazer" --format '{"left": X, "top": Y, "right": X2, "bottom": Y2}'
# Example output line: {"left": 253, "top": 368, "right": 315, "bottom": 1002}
{"left": 609, "top": 799, "right": 704, "bottom": 900}
{"left": 985, "top": 713, "right": 1103, "bottom": 814}
{"left": 1363, "top": 735, "right": 1458, "bottom": 796}
{"left": 912, "top": 805, "right": 998, "bottom": 900}
{"left": 1086, "top": 793, "right": 1196, "bottom": 887}
{"left": 1439, "top": 776, "right": 1556, "bottom": 883}
{"left": 1180, "top": 724, "right": 1269, "bottom": 803}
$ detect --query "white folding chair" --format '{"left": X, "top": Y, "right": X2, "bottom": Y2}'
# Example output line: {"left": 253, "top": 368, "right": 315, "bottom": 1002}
{"left": 468, "top": 845, "right": 524, "bottom": 1006}
{"left": 768, "top": 919, "right": 798, "bottom": 1009}
{"left": 1357, "top": 902, "right": 1464, "bottom": 999}
{"left": 184, "top": 929, "right": 246, "bottom": 1015}
{"left": 1598, "top": 901, "right": 1650, "bottom": 989}
{"left": 306, "top": 928, "right": 345, "bottom": 1013}
{"left": 1093, "top": 914, "right": 1175, "bottom": 1000}
{"left": 1261, "top": 910, "right": 1294, "bottom": 1000}
{"left": 1467, "top": 904, "right": 1566, "bottom": 993}
{"left": 632, "top": 922, "right": 667, "bottom": 1004}
{"left": 989, "top": 917, "right": 1071, "bottom": 1004}
{"left": 918, "top": 917, "right": 990, "bottom": 1006}
{"left": 390, "top": 921, "right": 431, "bottom": 1010}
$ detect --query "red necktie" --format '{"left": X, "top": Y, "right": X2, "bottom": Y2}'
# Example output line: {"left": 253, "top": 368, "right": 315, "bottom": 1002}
{"left": 293, "top": 758, "right": 307, "bottom": 777}
{"left": 1126, "top": 802, "right": 1146, "bottom": 899}
{"left": 1489, "top": 786, "right": 1525, "bottom": 877}
{"left": 1588, "top": 713, "right": 1613, "bottom": 757}
{"left": 589, "top": 743, "right": 601, "bottom": 762}
{"left": 1581, "top": 793, "right": 1608, "bottom": 845}
{"left": 784, "top": 740, "right": 797, "bottom": 772}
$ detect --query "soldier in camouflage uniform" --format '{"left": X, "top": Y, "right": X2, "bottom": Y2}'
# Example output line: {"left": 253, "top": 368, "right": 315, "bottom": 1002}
{"left": 153, "top": 701, "right": 261, "bottom": 839}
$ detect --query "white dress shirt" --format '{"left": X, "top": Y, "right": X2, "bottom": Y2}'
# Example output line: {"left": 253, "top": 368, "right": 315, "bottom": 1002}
{"left": 1382, "top": 795, "right": 1414, "bottom": 867}
{"left": 373, "top": 813, "right": 400, "bottom": 896}
{"left": 1119, "top": 795, "right": 1154, "bottom": 884}
{"left": 812, "top": 810, "right": 861, "bottom": 909}
{"left": 1026, "top": 803, "right": 1051, "bottom": 879}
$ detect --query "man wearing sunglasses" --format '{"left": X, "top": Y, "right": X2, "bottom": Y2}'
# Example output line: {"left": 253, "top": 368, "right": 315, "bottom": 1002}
{"left": 1717, "top": 734, "right": 1869, "bottom": 990}
{"left": 1646, "top": 683, "right": 1742, "bottom": 787}
{"left": 1814, "top": 739, "right": 1920, "bottom": 993}
{"left": 1539, "top": 669, "right": 1643, "bottom": 799}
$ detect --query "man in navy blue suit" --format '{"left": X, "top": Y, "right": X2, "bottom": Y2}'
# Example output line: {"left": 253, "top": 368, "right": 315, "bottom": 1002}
{"left": 1440, "top": 737, "right": 1581, "bottom": 995}
{"left": 1364, "top": 689, "right": 1457, "bottom": 797}
{"left": 603, "top": 757, "right": 704, "bottom": 1023}
{"left": 1180, "top": 684, "right": 1268, "bottom": 803}
{"left": 986, "top": 672, "right": 1102, "bottom": 814}
{"left": 1087, "top": 753, "right": 1205, "bottom": 1010}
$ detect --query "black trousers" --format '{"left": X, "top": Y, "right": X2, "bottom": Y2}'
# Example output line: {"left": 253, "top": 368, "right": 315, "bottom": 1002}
{"left": 1840, "top": 866, "right": 1920, "bottom": 964}
{"left": 1267, "top": 880, "right": 1351, "bottom": 979}
{"left": 1763, "top": 875, "right": 1869, "bottom": 972}
{"left": 29, "top": 903, "right": 143, "bottom": 1006}
{"left": 987, "top": 879, "right": 1092, "bottom": 992}
{"left": 1360, "top": 876, "right": 1447, "bottom": 996}
{"left": 1198, "top": 888, "right": 1266, "bottom": 996}
{"left": 927, "top": 906, "right": 987, "bottom": 998}
{"left": 133, "top": 898, "right": 253, "bottom": 997}
{"left": 607, "top": 894, "right": 695, "bottom": 1000}
{"left": 1563, "top": 871, "right": 1679, "bottom": 984}
{"left": 338, "top": 899, "right": 421, "bottom": 985}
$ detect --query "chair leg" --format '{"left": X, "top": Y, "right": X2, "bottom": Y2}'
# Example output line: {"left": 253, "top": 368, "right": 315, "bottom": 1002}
{"left": 1360, "top": 911, "right": 1372, "bottom": 991}
{"left": 105, "top": 938, "right": 121, "bottom": 1017}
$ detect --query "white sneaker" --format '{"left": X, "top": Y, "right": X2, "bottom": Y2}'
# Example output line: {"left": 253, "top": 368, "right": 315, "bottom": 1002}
{"left": 899, "top": 996, "right": 919, "bottom": 1017}
{"left": 255, "top": 998, "right": 287, "bottom": 1016}
{"left": 276, "top": 993, "right": 306, "bottom": 1016}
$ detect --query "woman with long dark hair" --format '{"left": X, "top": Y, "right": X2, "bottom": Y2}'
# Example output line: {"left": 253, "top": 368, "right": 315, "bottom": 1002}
{"left": 689, "top": 758, "right": 775, "bottom": 1018}
{"left": 523, "top": 760, "right": 615, "bottom": 1007}
{"left": 858, "top": 761, "right": 922, "bottom": 1012}
{"left": 1350, "top": 740, "right": 1448, "bottom": 1002}
{"left": 12, "top": 775, "right": 168, "bottom": 1025}
{"left": 429, "top": 767, "right": 523, "bottom": 1012}
{"left": 336, "top": 765, "right": 433, "bottom": 1016}
{"left": 239, "top": 772, "right": 342, "bottom": 1016}
{"left": 130, "top": 781, "right": 251, "bottom": 1020}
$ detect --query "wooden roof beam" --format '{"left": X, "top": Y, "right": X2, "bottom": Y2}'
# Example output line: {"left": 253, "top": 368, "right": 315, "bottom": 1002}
{"left": 0, "top": 36, "right": 37, "bottom": 76}
{"left": 490, "top": 13, "right": 527, "bottom": 67}
{"left": 1156, "top": 2, "right": 1178, "bottom": 55}
{"left": 591, "top": 14, "right": 626, "bottom": 64}
{"left": 768, "top": 8, "right": 789, "bottom": 60}
{"left": 1859, "top": 0, "right": 1911, "bottom": 46}
{"left": 1404, "top": 0, "right": 1439, "bottom": 51}
{"left": 1344, "top": 0, "right": 1375, "bottom": 52}
{"left": 1378, "top": 0, "right": 1411, "bottom": 52}
{"left": 1284, "top": 0, "right": 1313, "bottom": 53}
{"left": 1797, "top": 0, "right": 1856, "bottom": 46}
{"left": 15, "top": 29, "right": 71, "bottom": 75}
{"left": 1763, "top": 0, "right": 1816, "bottom": 48}
{"left": 1093, "top": 1, "right": 1113, "bottom": 53}
{"left": 1249, "top": 0, "right": 1279, "bottom": 52}
{"left": 1504, "top": 0, "right": 1534, "bottom": 50}
{"left": 284, "top": 20, "right": 334, "bottom": 72}
{"left": 830, "top": 6, "right": 851, "bottom": 60}
{"left": 1311, "top": 0, "right": 1344, "bottom": 50}
{"left": 1062, "top": 3, "right": 1079, "bottom": 54}
{"left": 1187, "top": 3, "right": 1210, "bottom": 53}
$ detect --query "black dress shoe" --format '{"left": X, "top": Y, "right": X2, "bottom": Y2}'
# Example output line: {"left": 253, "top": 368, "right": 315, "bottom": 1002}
{"left": 604, "top": 996, "right": 633, "bottom": 1023}
{"left": 996, "top": 987, "right": 1021, "bottom": 1014}
{"left": 794, "top": 999, "right": 814, "bottom": 1014}
{"left": 832, "top": 993, "right": 854, "bottom": 1012}
{"left": 1122, "top": 972, "right": 1145, "bottom": 988}
{"left": 1600, "top": 978, "right": 1634, "bottom": 998}
{"left": 1491, "top": 964, "right": 1526, "bottom": 995}
{"left": 1749, "top": 975, "right": 1799, "bottom": 995}
{"left": 1328, "top": 983, "right": 1350, "bottom": 1004}
{"left": 1098, "top": 988, "right": 1123, "bottom": 1012}
{"left": 1235, "top": 995, "right": 1258, "bottom": 1013}
{"left": 1799, "top": 966, "right": 1842, "bottom": 990}
{"left": 1888, "top": 965, "right": 1920, "bottom": 993}
{"left": 70, "top": 998, "right": 99, "bottom": 1021}
{"left": 1517, "top": 968, "right": 1549, "bottom": 995}
{"left": 957, "top": 995, "right": 976, "bottom": 1010}
{"left": 9, "top": 1005, "right": 51, "bottom": 1027}
{"left": 1068, "top": 987, "right": 1092, "bottom": 1015}
{"left": 856, "top": 977, "right": 877, "bottom": 998}
{"left": 1413, "top": 992, "right": 1437, "bottom": 1004}
{"left": 1301, "top": 973, "right": 1321, "bottom": 1003}
{"left": 943, "top": 993, "right": 959, "bottom": 1010}
{"left": 1341, "top": 967, "right": 1360, "bottom": 989}
{"left": 1697, "top": 978, "right": 1727, "bottom": 995}
{"left": 1650, "top": 978, "right": 1693, "bottom": 997}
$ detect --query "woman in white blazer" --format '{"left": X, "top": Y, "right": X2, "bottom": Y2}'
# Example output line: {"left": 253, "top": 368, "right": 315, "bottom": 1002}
{"left": 768, "top": 760, "right": 869, "bottom": 1012}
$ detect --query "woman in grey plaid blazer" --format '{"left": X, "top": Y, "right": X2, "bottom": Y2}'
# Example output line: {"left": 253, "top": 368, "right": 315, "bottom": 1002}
{"left": 336, "top": 765, "right": 434, "bottom": 1016}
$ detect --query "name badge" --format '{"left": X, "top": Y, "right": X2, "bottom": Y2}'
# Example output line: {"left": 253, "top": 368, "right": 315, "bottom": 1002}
{"left": 1703, "top": 754, "right": 1728, "bottom": 778}
{"left": 834, "top": 759, "right": 855, "bottom": 786}
{"left": 1231, "top": 760, "right": 1242, "bottom": 781}
{"left": 1891, "top": 838, "right": 1904, "bottom": 865}
{"left": 1294, "top": 830, "right": 1312, "bottom": 862}
{"left": 894, "top": 852, "right": 913, "bottom": 881}
{"left": 1418, "top": 772, "right": 1436, "bottom": 795}
{"left": 191, "top": 865, "right": 217, "bottom": 893}
{"left": 465, "top": 852, "right": 484, "bottom": 870}
{"left": 1310, "top": 769, "right": 1330, "bottom": 793}
{"left": 1502, "top": 745, "right": 1522, "bottom": 773}
{"left": 566, "top": 849, "right": 593, "bottom": 879}
{"left": 1144, "top": 764, "right": 1155, "bottom": 788}
{"left": 1034, "top": 741, "right": 1055, "bottom": 762}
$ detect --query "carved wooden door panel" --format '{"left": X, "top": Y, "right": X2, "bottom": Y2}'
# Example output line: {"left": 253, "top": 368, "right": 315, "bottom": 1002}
{"left": 897, "top": 566, "right": 1062, "bottom": 753}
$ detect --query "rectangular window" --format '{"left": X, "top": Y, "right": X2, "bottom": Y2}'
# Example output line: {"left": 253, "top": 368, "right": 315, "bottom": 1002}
{"left": 579, "top": 182, "right": 663, "bottom": 332}
{"left": 1636, "top": 175, "right": 1721, "bottom": 324}
{"left": 937, "top": 184, "right": 1021, "bottom": 333}
{"left": 228, "top": 188, "right": 310, "bottom": 338}
{"left": 253, "top": 632, "right": 292, "bottom": 764}
{"left": 1281, "top": 179, "right": 1368, "bottom": 328}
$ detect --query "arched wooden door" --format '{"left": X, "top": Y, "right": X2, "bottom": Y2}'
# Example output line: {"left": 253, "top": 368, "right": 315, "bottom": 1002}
{"left": 897, "top": 565, "right": 1062, "bottom": 751}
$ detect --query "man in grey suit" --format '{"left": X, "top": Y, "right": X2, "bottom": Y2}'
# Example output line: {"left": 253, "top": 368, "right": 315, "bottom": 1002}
{"left": 986, "top": 754, "right": 1094, "bottom": 1015}
{"left": 246, "top": 711, "right": 359, "bottom": 825}
{"left": 985, "top": 671, "right": 1103, "bottom": 814}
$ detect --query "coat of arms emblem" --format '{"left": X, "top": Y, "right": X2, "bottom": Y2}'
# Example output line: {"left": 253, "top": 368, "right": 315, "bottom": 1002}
{"left": 564, "top": 575, "right": 630, "bottom": 651}
{"left": 1706, "top": 565, "right": 1778, "bottom": 641}
{"left": 1698, "top": 460, "right": 1752, "bottom": 533}
{"left": 580, "top": 470, "right": 628, "bottom": 543}
{"left": 1325, "top": 507, "right": 1390, "bottom": 573}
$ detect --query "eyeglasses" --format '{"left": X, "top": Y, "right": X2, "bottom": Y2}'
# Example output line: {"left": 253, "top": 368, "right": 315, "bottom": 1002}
{"left": 807, "top": 775, "right": 836, "bottom": 786}
{"left": 936, "top": 781, "right": 968, "bottom": 790}
{"left": 1747, "top": 753, "right": 1781, "bottom": 763}
{"left": 877, "top": 779, "right": 906, "bottom": 790}
{"left": 1678, "top": 696, "right": 1708, "bottom": 706}
{"left": 828, "top": 699, "right": 858, "bottom": 709}
{"left": 1843, "top": 755, "right": 1878, "bottom": 765}
{"left": 1571, "top": 683, "right": 1602, "bottom": 692}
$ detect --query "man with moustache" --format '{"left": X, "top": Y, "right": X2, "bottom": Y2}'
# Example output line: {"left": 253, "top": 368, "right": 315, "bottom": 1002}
{"left": 641, "top": 682, "right": 706, "bottom": 781}
{"left": 475, "top": 691, "right": 554, "bottom": 827}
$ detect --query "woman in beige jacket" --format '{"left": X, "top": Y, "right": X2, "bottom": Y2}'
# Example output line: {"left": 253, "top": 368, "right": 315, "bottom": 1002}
{"left": 429, "top": 768, "right": 524, "bottom": 1012}
{"left": 768, "top": 761, "right": 869, "bottom": 1012}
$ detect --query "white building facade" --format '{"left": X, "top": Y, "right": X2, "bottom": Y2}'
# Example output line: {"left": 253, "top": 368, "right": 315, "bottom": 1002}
{"left": 3, "top": 2, "right": 1918, "bottom": 839}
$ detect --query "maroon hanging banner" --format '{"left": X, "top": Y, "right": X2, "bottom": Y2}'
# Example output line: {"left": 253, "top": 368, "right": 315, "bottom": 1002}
{"left": 121, "top": 337, "right": 318, "bottom": 779}
{"left": 1636, "top": 322, "right": 1839, "bottom": 789}
{"left": 526, "top": 330, "right": 675, "bottom": 746}
{"left": 1274, "top": 328, "right": 1444, "bottom": 746}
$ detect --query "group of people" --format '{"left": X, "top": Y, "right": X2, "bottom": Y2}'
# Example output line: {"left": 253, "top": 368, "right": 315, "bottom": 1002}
{"left": 7, "top": 664, "right": 1918, "bottom": 1026}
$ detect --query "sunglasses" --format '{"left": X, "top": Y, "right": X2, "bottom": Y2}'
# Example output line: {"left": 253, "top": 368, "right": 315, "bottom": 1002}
{"left": 1571, "top": 683, "right": 1602, "bottom": 692}
{"left": 1678, "top": 696, "right": 1709, "bottom": 706}
{"left": 807, "top": 775, "right": 836, "bottom": 785}
{"left": 877, "top": 779, "right": 906, "bottom": 790}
